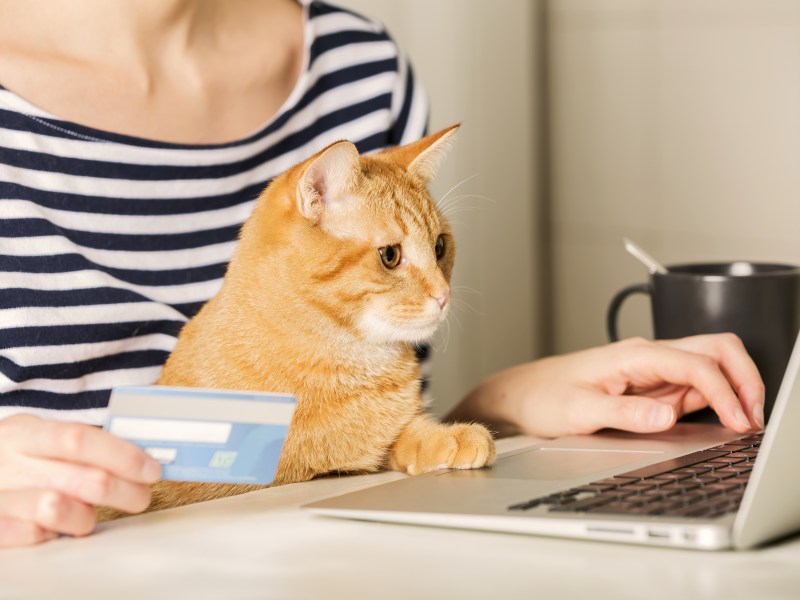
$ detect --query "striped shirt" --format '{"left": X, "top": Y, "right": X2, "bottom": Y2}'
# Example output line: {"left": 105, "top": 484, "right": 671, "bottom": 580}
{"left": 0, "top": 1, "right": 428, "bottom": 425}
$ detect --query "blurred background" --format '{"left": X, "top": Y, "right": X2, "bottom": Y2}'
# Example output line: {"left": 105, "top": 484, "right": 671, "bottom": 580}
{"left": 340, "top": 0, "right": 800, "bottom": 417}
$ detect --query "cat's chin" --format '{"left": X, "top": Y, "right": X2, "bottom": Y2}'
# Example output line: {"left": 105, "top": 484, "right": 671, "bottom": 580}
{"left": 357, "top": 313, "right": 442, "bottom": 346}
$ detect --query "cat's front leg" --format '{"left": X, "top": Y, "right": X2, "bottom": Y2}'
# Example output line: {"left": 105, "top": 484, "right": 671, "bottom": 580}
{"left": 388, "top": 414, "right": 496, "bottom": 475}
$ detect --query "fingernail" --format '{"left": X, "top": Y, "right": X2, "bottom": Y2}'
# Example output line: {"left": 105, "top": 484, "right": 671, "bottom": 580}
{"left": 734, "top": 407, "right": 751, "bottom": 431}
{"left": 753, "top": 403, "right": 765, "bottom": 430}
{"left": 143, "top": 458, "right": 162, "bottom": 482}
{"left": 649, "top": 405, "right": 673, "bottom": 429}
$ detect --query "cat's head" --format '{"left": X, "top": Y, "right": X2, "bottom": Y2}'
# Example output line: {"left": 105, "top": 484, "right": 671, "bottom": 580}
{"left": 255, "top": 125, "right": 459, "bottom": 346}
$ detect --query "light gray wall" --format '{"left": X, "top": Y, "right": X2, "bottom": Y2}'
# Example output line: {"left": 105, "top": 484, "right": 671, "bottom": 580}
{"left": 337, "top": 0, "right": 543, "bottom": 416}
{"left": 549, "top": 0, "right": 800, "bottom": 352}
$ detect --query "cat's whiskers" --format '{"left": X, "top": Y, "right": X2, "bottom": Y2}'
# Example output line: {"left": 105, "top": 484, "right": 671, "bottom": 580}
{"left": 440, "top": 207, "right": 481, "bottom": 222}
{"left": 451, "top": 297, "right": 479, "bottom": 325}
{"left": 437, "top": 290, "right": 482, "bottom": 351}
{"left": 451, "top": 286, "right": 483, "bottom": 316}
{"left": 426, "top": 285, "right": 481, "bottom": 353}
{"left": 435, "top": 309, "right": 459, "bottom": 354}
{"left": 432, "top": 315, "right": 451, "bottom": 353}
{"left": 442, "top": 192, "right": 496, "bottom": 207}
{"left": 437, "top": 173, "right": 479, "bottom": 208}
{"left": 439, "top": 193, "right": 495, "bottom": 216}
{"left": 452, "top": 284, "right": 483, "bottom": 297}
{"left": 445, "top": 219, "right": 468, "bottom": 229}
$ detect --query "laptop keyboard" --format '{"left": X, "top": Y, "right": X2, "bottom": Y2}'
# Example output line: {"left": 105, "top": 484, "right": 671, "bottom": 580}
{"left": 508, "top": 434, "right": 763, "bottom": 519}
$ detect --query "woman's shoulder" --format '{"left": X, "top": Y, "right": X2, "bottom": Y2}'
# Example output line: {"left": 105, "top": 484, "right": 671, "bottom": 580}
{"left": 306, "top": 1, "right": 389, "bottom": 33}
{"left": 305, "top": 1, "right": 402, "bottom": 59}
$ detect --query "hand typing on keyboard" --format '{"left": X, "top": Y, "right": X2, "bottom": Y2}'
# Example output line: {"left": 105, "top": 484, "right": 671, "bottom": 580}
{"left": 449, "top": 333, "right": 765, "bottom": 438}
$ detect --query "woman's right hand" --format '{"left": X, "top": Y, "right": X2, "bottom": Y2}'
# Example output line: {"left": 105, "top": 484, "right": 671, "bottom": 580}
{"left": 0, "top": 414, "right": 161, "bottom": 547}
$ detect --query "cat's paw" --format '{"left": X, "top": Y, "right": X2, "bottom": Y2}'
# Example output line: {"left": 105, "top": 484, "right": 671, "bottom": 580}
{"left": 390, "top": 422, "right": 496, "bottom": 476}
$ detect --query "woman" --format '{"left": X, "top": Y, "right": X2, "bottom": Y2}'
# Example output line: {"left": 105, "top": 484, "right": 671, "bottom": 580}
{"left": 0, "top": 0, "right": 763, "bottom": 547}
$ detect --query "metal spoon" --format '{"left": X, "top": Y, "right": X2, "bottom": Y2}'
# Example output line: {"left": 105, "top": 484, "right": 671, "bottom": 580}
{"left": 623, "top": 237, "right": 668, "bottom": 275}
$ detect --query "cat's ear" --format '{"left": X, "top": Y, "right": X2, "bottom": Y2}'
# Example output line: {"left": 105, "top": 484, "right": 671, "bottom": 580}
{"left": 297, "top": 141, "right": 360, "bottom": 222}
{"left": 381, "top": 124, "right": 459, "bottom": 183}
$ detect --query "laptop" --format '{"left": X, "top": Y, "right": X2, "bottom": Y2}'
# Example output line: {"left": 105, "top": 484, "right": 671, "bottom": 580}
{"left": 304, "top": 332, "right": 800, "bottom": 550}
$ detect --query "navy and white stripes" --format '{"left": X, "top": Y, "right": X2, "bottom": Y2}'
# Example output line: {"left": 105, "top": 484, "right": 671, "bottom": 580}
{"left": 0, "top": 1, "right": 428, "bottom": 424}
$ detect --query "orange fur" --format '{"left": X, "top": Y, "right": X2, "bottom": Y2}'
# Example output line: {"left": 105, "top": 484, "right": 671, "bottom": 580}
{"left": 97, "top": 125, "right": 495, "bottom": 521}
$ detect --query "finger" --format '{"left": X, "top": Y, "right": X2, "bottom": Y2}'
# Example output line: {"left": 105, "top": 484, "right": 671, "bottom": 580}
{"left": 624, "top": 344, "right": 754, "bottom": 433}
{"left": 661, "top": 334, "right": 765, "bottom": 429}
{"left": 1, "top": 415, "right": 161, "bottom": 483}
{"left": 11, "top": 458, "right": 153, "bottom": 514}
{"left": 0, "top": 516, "right": 58, "bottom": 547}
{"left": 563, "top": 389, "right": 677, "bottom": 435}
{"left": 0, "top": 489, "right": 96, "bottom": 537}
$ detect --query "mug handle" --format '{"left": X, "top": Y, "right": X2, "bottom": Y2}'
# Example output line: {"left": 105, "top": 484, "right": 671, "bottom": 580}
{"left": 606, "top": 283, "right": 651, "bottom": 342}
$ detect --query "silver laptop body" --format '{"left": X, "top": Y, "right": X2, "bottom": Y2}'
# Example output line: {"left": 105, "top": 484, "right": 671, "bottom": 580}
{"left": 305, "top": 332, "right": 800, "bottom": 551}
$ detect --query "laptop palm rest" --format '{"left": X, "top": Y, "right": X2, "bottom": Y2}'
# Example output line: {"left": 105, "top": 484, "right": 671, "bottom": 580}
{"left": 449, "top": 448, "right": 660, "bottom": 481}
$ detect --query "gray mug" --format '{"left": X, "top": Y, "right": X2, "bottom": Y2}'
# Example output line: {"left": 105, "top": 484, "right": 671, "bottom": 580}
{"left": 607, "top": 262, "right": 800, "bottom": 423}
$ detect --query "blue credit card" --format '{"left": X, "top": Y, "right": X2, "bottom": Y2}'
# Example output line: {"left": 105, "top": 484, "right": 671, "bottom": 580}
{"left": 104, "top": 386, "right": 296, "bottom": 485}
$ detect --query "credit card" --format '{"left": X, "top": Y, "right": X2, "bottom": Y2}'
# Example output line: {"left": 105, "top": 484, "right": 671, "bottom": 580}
{"left": 104, "top": 386, "right": 296, "bottom": 484}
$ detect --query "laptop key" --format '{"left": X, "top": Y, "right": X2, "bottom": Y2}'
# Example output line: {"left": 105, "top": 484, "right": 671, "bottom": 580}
{"left": 711, "top": 443, "right": 756, "bottom": 452}
{"left": 575, "top": 483, "right": 617, "bottom": 493}
{"left": 618, "top": 450, "right": 730, "bottom": 479}
{"left": 550, "top": 495, "right": 615, "bottom": 512}
{"left": 727, "top": 477, "right": 751, "bottom": 486}
{"left": 700, "top": 484, "right": 735, "bottom": 496}
{"left": 669, "top": 505, "right": 718, "bottom": 518}
{"left": 696, "top": 475, "right": 724, "bottom": 484}
{"left": 673, "top": 467, "right": 713, "bottom": 476}
{"left": 716, "top": 466, "right": 750, "bottom": 476}
{"left": 653, "top": 472, "right": 695, "bottom": 482}
{"left": 594, "top": 477, "right": 640, "bottom": 488}
{"left": 585, "top": 501, "right": 645, "bottom": 515}
{"left": 642, "top": 501, "right": 687, "bottom": 515}
{"left": 622, "top": 483, "right": 658, "bottom": 493}
{"left": 727, "top": 452, "right": 755, "bottom": 461}
{"left": 737, "top": 434, "right": 764, "bottom": 444}
{"left": 508, "top": 499, "right": 542, "bottom": 511}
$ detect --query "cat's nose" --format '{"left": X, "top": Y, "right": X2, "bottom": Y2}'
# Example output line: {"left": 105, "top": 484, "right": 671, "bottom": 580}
{"left": 434, "top": 291, "right": 450, "bottom": 310}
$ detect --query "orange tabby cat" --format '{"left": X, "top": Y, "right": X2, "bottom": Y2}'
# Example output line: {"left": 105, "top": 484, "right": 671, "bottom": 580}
{"left": 98, "top": 125, "right": 495, "bottom": 520}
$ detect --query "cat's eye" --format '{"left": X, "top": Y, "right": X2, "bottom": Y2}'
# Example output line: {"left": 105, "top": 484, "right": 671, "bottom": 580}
{"left": 435, "top": 235, "right": 446, "bottom": 260}
{"left": 379, "top": 244, "right": 402, "bottom": 269}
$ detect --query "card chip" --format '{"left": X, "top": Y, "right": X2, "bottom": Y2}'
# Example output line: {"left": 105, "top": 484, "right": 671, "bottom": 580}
{"left": 209, "top": 450, "right": 238, "bottom": 469}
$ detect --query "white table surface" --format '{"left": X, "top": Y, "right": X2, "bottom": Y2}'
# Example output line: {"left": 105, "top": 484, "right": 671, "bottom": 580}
{"left": 2, "top": 436, "right": 799, "bottom": 600}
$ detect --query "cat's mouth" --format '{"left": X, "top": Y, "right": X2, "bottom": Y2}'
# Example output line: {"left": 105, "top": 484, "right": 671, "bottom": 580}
{"left": 397, "top": 300, "right": 450, "bottom": 342}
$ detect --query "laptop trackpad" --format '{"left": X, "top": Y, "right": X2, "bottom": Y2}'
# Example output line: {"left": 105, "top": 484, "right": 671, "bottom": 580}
{"left": 480, "top": 448, "right": 661, "bottom": 481}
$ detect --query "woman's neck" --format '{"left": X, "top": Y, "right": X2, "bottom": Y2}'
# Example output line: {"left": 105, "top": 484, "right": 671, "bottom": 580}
{"left": 0, "top": 0, "right": 304, "bottom": 144}
{"left": 2, "top": 1, "right": 281, "bottom": 76}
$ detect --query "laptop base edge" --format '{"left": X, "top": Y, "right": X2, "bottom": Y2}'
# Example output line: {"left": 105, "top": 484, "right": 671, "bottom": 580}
{"left": 308, "top": 508, "right": 734, "bottom": 551}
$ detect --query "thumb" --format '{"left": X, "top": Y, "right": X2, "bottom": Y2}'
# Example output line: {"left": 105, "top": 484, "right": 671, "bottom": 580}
{"left": 571, "top": 391, "right": 678, "bottom": 434}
